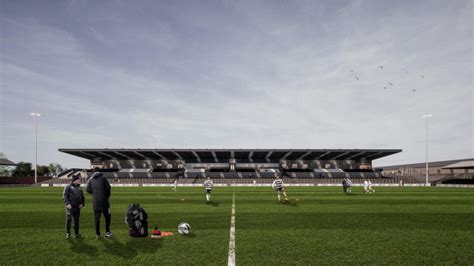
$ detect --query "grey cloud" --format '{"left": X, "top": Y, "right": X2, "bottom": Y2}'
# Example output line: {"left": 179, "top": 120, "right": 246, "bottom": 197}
{"left": 0, "top": 0, "right": 471, "bottom": 168}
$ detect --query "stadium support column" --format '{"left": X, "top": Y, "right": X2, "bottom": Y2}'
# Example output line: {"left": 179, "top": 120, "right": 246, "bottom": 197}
{"left": 30, "top": 112, "right": 41, "bottom": 184}
{"left": 422, "top": 114, "right": 432, "bottom": 186}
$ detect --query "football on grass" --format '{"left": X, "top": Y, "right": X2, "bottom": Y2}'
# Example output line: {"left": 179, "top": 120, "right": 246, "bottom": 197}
{"left": 178, "top": 222, "right": 191, "bottom": 235}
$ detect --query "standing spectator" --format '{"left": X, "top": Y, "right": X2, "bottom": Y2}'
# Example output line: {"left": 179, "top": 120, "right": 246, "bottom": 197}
{"left": 63, "top": 174, "right": 84, "bottom": 239}
{"left": 86, "top": 170, "right": 112, "bottom": 238}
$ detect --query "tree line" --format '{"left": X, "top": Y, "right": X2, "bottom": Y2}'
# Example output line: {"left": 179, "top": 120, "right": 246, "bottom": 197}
{"left": 0, "top": 153, "right": 66, "bottom": 177}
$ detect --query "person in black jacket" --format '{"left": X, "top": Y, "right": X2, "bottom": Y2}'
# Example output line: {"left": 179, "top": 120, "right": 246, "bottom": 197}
{"left": 86, "top": 170, "right": 112, "bottom": 238}
{"left": 63, "top": 174, "right": 85, "bottom": 239}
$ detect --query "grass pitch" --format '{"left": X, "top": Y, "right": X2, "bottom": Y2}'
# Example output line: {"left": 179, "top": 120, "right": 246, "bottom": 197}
{"left": 0, "top": 186, "right": 473, "bottom": 265}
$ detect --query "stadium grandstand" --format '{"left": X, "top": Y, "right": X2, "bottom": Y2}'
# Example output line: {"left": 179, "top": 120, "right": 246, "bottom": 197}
{"left": 379, "top": 158, "right": 474, "bottom": 185}
{"left": 50, "top": 148, "right": 403, "bottom": 186}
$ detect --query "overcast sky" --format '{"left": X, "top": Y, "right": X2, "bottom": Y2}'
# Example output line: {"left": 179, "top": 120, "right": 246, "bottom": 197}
{"left": 0, "top": 0, "right": 472, "bottom": 168}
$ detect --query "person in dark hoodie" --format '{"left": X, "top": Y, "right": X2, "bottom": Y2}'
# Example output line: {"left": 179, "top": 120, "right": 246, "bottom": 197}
{"left": 86, "top": 170, "right": 112, "bottom": 238}
{"left": 63, "top": 174, "right": 85, "bottom": 239}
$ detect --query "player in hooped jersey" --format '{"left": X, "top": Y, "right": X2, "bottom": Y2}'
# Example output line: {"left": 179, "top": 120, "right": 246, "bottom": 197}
{"left": 364, "top": 179, "right": 375, "bottom": 193}
{"left": 272, "top": 174, "right": 288, "bottom": 202}
{"left": 203, "top": 177, "right": 213, "bottom": 203}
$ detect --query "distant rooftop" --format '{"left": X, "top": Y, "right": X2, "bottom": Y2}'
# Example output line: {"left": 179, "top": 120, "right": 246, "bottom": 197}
{"left": 379, "top": 158, "right": 474, "bottom": 169}
{"left": 442, "top": 160, "right": 474, "bottom": 169}
{"left": 0, "top": 159, "right": 16, "bottom": 166}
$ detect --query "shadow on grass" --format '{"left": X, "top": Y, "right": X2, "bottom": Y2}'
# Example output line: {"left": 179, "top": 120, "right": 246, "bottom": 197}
{"left": 207, "top": 201, "right": 220, "bottom": 207}
{"left": 282, "top": 200, "right": 300, "bottom": 207}
{"left": 126, "top": 237, "right": 163, "bottom": 254}
{"left": 178, "top": 232, "right": 196, "bottom": 238}
{"left": 99, "top": 236, "right": 163, "bottom": 259}
{"left": 275, "top": 200, "right": 299, "bottom": 207}
{"left": 100, "top": 238, "right": 137, "bottom": 259}
{"left": 69, "top": 238, "right": 99, "bottom": 257}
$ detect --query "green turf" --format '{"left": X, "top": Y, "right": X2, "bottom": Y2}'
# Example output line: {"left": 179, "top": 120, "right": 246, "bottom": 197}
{"left": 0, "top": 187, "right": 473, "bottom": 265}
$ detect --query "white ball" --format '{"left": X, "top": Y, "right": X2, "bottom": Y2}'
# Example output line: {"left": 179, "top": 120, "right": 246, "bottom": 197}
{"left": 178, "top": 222, "right": 191, "bottom": 235}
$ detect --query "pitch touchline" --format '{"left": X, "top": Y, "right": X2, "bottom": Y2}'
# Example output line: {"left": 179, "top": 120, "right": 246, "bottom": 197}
{"left": 228, "top": 191, "right": 236, "bottom": 266}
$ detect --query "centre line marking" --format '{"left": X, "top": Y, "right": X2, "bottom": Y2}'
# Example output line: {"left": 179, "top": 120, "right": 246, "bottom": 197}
{"left": 228, "top": 191, "right": 236, "bottom": 266}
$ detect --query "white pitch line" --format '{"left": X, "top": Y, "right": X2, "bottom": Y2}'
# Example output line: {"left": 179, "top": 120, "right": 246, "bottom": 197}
{"left": 228, "top": 191, "right": 236, "bottom": 266}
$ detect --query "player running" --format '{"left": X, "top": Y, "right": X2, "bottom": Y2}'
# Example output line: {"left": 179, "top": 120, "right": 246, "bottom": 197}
{"left": 272, "top": 174, "right": 288, "bottom": 202}
{"left": 342, "top": 178, "right": 348, "bottom": 193}
{"left": 172, "top": 178, "right": 178, "bottom": 192}
{"left": 203, "top": 177, "right": 213, "bottom": 203}
{"left": 368, "top": 179, "right": 375, "bottom": 193}
{"left": 346, "top": 177, "right": 352, "bottom": 193}
{"left": 363, "top": 179, "right": 370, "bottom": 193}
{"left": 364, "top": 179, "right": 375, "bottom": 193}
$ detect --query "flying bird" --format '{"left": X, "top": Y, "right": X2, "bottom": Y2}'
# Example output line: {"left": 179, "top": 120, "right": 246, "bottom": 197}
{"left": 378, "top": 65, "right": 384, "bottom": 69}
{"left": 350, "top": 69, "right": 355, "bottom": 73}
{"left": 412, "top": 89, "right": 416, "bottom": 92}
{"left": 388, "top": 82, "right": 393, "bottom": 86}
{"left": 355, "top": 77, "right": 359, "bottom": 81}
{"left": 384, "top": 87, "right": 387, "bottom": 90}
{"left": 420, "top": 75, "right": 424, "bottom": 78}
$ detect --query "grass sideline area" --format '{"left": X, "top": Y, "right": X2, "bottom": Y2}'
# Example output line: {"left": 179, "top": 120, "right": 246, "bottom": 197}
{"left": 0, "top": 187, "right": 473, "bottom": 265}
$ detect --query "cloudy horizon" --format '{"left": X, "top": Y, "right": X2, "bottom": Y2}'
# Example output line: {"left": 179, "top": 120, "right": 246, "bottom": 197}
{"left": 1, "top": 0, "right": 472, "bottom": 168}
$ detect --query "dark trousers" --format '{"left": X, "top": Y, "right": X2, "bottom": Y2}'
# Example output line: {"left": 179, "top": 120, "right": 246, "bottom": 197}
{"left": 94, "top": 209, "right": 111, "bottom": 235}
{"left": 66, "top": 207, "right": 81, "bottom": 235}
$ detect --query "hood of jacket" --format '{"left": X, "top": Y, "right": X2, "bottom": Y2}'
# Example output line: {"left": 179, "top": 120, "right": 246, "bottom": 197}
{"left": 91, "top": 172, "right": 103, "bottom": 179}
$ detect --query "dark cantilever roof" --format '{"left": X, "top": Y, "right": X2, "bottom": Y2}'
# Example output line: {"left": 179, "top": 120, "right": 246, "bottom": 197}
{"left": 59, "top": 148, "right": 402, "bottom": 162}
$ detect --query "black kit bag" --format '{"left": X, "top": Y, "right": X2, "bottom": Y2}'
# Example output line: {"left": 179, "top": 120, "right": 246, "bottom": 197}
{"left": 124, "top": 203, "right": 148, "bottom": 237}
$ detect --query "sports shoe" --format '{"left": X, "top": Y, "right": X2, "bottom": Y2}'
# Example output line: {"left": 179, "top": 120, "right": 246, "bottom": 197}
{"left": 66, "top": 233, "right": 71, "bottom": 239}
{"left": 75, "top": 234, "right": 82, "bottom": 239}
{"left": 105, "top": 232, "right": 113, "bottom": 238}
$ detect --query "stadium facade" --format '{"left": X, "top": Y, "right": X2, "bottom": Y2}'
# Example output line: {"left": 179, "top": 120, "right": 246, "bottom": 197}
{"left": 379, "top": 158, "right": 474, "bottom": 182}
{"left": 59, "top": 148, "right": 401, "bottom": 179}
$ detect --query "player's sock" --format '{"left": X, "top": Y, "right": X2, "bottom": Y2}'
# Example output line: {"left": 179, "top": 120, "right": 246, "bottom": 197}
{"left": 277, "top": 194, "right": 281, "bottom": 201}
{"left": 283, "top": 192, "right": 287, "bottom": 197}
{"left": 206, "top": 194, "right": 210, "bottom": 202}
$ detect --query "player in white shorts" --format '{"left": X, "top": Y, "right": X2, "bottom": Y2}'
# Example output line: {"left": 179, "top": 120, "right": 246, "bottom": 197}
{"left": 203, "top": 177, "right": 213, "bottom": 202}
{"left": 368, "top": 179, "right": 375, "bottom": 193}
{"left": 363, "top": 179, "right": 370, "bottom": 193}
{"left": 364, "top": 179, "right": 375, "bottom": 193}
{"left": 346, "top": 177, "right": 352, "bottom": 193}
{"left": 272, "top": 175, "right": 288, "bottom": 202}
{"left": 172, "top": 178, "right": 178, "bottom": 192}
